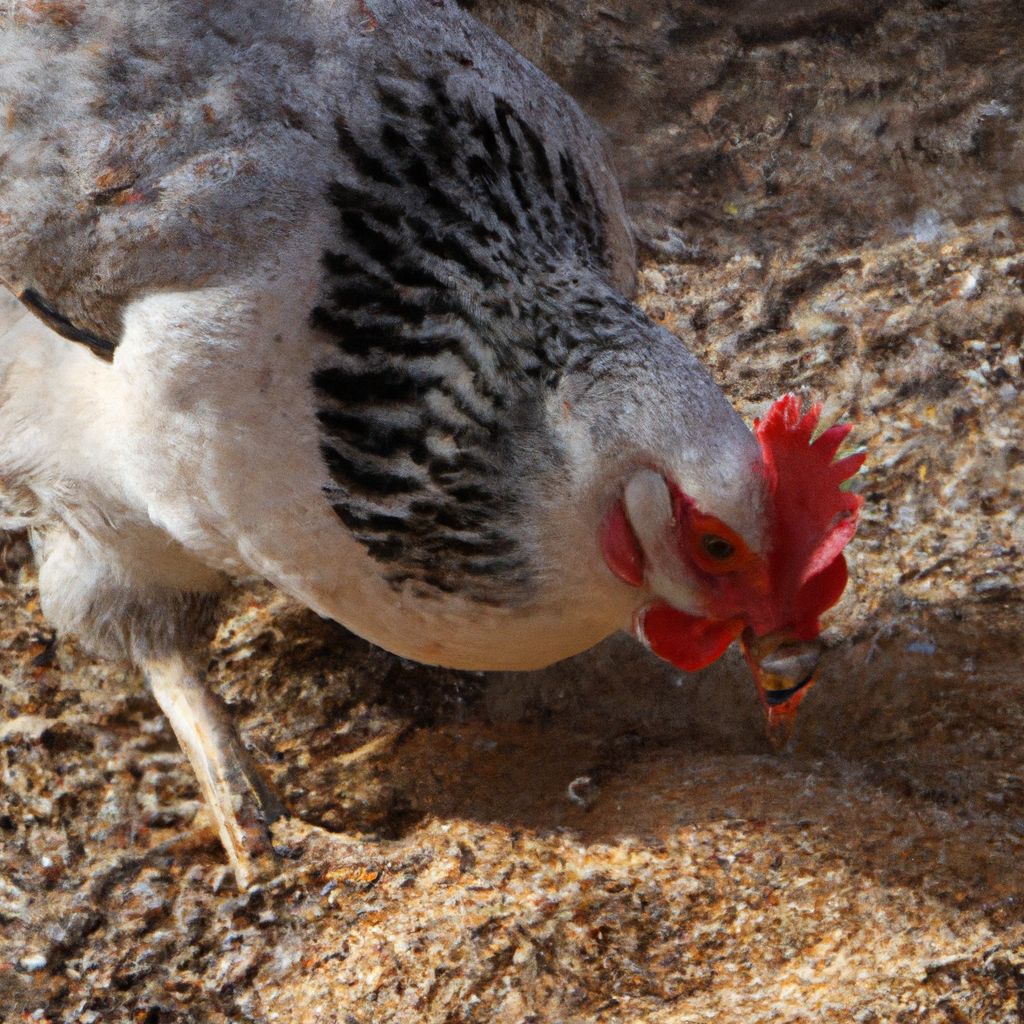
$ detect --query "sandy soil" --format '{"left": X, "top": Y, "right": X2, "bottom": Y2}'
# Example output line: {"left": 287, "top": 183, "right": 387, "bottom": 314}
{"left": 1, "top": 0, "right": 1022, "bottom": 1021}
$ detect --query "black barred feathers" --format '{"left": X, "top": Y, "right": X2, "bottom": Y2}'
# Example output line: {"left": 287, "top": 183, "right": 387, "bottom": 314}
{"left": 311, "top": 73, "right": 616, "bottom": 603}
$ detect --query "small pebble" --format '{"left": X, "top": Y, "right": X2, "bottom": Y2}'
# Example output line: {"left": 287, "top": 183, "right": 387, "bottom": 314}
{"left": 643, "top": 268, "right": 667, "bottom": 293}
{"left": 974, "top": 575, "right": 1013, "bottom": 599}
{"left": 567, "top": 775, "right": 600, "bottom": 810}
{"left": 19, "top": 953, "right": 48, "bottom": 972}
{"left": 949, "top": 270, "right": 980, "bottom": 299}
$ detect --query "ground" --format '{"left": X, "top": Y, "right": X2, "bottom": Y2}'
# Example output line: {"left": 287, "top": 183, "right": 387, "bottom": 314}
{"left": 1, "top": 0, "right": 1023, "bottom": 1021}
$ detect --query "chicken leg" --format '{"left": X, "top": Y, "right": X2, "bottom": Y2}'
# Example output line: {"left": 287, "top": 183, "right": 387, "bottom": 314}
{"left": 145, "top": 655, "right": 285, "bottom": 889}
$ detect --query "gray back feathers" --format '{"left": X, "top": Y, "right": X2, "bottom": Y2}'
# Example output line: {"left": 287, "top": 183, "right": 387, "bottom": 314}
{"left": 0, "top": 0, "right": 634, "bottom": 342}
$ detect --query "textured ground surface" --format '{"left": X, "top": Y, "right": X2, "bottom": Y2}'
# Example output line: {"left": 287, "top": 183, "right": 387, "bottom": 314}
{"left": 2, "top": 0, "right": 1023, "bottom": 1021}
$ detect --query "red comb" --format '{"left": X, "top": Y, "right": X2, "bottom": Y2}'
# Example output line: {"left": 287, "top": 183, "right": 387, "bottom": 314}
{"left": 754, "top": 395, "right": 865, "bottom": 638}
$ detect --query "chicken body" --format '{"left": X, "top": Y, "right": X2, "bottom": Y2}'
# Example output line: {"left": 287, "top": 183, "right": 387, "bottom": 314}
{"left": 1, "top": 0, "right": 760, "bottom": 667}
{"left": 0, "top": 0, "right": 854, "bottom": 885}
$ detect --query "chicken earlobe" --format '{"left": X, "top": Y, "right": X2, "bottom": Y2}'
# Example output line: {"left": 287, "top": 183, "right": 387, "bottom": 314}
{"left": 145, "top": 656, "right": 285, "bottom": 890}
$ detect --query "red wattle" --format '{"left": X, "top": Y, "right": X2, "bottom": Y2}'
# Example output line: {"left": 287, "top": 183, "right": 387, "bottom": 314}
{"left": 600, "top": 499, "right": 645, "bottom": 587}
{"left": 638, "top": 603, "right": 743, "bottom": 672}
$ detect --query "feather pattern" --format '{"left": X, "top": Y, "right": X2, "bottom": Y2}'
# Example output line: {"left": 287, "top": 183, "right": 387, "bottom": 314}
{"left": 312, "top": 68, "right": 649, "bottom": 601}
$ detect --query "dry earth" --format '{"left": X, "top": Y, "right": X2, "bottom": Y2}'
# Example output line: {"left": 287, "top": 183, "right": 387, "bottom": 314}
{"left": 1, "top": 0, "right": 1023, "bottom": 1021}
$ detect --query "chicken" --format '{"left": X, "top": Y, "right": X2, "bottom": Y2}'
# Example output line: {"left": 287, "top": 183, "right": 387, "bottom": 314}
{"left": 0, "top": 0, "right": 864, "bottom": 887}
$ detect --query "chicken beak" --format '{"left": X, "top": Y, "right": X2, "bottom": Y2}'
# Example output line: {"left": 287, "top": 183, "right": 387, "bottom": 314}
{"left": 740, "top": 628, "right": 821, "bottom": 748}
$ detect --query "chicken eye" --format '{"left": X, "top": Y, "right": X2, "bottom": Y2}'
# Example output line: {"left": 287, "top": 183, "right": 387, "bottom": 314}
{"left": 701, "top": 534, "right": 735, "bottom": 561}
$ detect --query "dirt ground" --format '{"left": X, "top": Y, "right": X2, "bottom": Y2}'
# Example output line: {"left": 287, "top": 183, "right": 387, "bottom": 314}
{"left": 1, "top": 0, "right": 1023, "bottom": 1021}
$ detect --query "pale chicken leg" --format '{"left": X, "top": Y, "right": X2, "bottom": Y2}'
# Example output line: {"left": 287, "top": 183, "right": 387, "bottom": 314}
{"left": 146, "top": 656, "right": 284, "bottom": 889}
